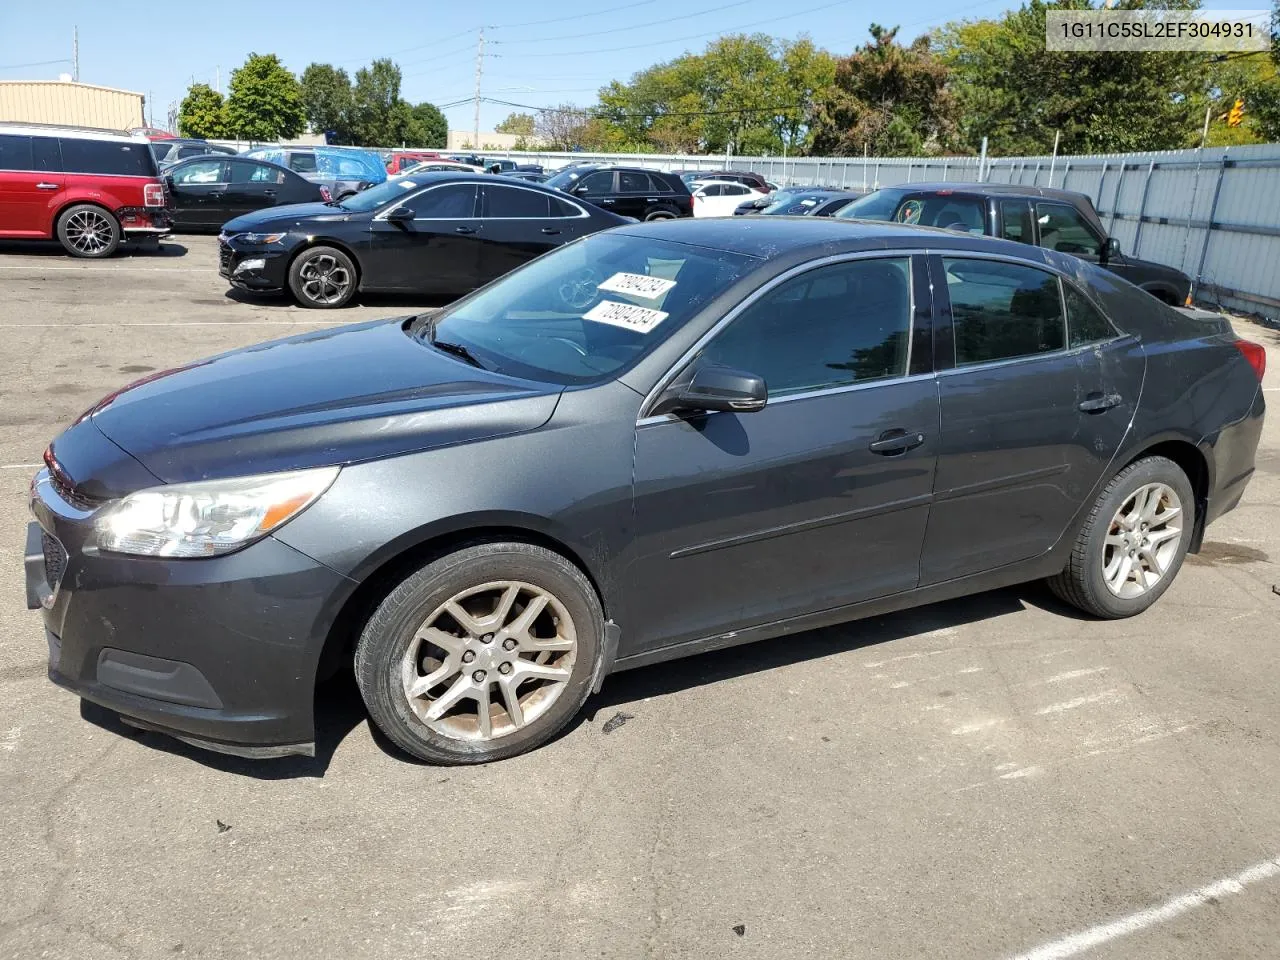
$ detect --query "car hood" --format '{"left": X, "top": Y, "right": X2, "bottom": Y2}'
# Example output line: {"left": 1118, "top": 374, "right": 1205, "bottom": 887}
{"left": 81, "top": 319, "right": 562, "bottom": 486}
{"left": 222, "top": 202, "right": 355, "bottom": 233}
{"left": 1118, "top": 254, "right": 1190, "bottom": 285}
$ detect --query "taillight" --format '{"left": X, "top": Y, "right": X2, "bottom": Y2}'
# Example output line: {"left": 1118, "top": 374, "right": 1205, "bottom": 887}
{"left": 143, "top": 183, "right": 164, "bottom": 207}
{"left": 320, "top": 185, "right": 332, "bottom": 202}
{"left": 1234, "top": 338, "right": 1267, "bottom": 380}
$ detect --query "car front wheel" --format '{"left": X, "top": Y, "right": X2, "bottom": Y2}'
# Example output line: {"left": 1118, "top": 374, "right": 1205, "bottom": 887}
{"left": 288, "top": 246, "right": 357, "bottom": 308}
{"left": 57, "top": 204, "right": 121, "bottom": 258}
{"left": 354, "top": 542, "right": 603, "bottom": 764}
{"left": 1048, "top": 455, "right": 1194, "bottom": 618}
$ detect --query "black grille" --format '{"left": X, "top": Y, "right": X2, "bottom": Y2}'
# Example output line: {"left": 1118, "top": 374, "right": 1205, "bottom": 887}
{"left": 42, "top": 533, "right": 67, "bottom": 590}
{"left": 219, "top": 244, "right": 234, "bottom": 274}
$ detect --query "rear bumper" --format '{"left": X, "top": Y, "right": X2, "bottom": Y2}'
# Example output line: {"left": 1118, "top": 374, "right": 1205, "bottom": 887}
{"left": 1204, "top": 386, "right": 1265, "bottom": 529}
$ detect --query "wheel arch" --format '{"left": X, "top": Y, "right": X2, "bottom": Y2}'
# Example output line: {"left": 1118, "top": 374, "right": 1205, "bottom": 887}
{"left": 286, "top": 237, "right": 364, "bottom": 290}
{"left": 1117, "top": 437, "right": 1211, "bottom": 552}
{"left": 1138, "top": 282, "right": 1181, "bottom": 306}
{"left": 53, "top": 199, "right": 120, "bottom": 233}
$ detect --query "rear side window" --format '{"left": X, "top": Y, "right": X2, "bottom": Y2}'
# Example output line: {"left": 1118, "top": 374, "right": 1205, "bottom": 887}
{"left": 1063, "top": 283, "right": 1117, "bottom": 346}
{"left": 896, "top": 195, "right": 986, "bottom": 234}
{"left": 32, "top": 136, "right": 60, "bottom": 171}
{"left": 999, "top": 200, "right": 1034, "bottom": 244}
{"left": 943, "top": 258, "right": 1065, "bottom": 365}
{"left": 619, "top": 171, "right": 649, "bottom": 192}
{"left": 59, "top": 138, "right": 156, "bottom": 176}
{"left": 0, "top": 134, "right": 32, "bottom": 170}
{"left": 487, "top": 185, "right": 552, "bottom": 218}
{"left": 700, "top": 184, "right": 724, "bottom": 197}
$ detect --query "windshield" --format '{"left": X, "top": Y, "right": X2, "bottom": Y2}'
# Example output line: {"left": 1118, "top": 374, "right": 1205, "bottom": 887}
{"left": 544, "top": 168, "right": 587, "bottom": 190}
{"left": 762, "top": 193, "right": 825, "bottom": 215}
{"left": 422, "top": 233, "right": 757, "bottom": 385}
{"left": 337, "top": 177, "right": 423, "bottom": 212}
{"left": 835, "top": 188, "right": 909, "bottom": 221}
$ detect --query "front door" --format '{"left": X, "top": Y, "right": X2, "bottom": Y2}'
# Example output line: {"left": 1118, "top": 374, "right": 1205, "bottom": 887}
{"left": 365, "top": 182, "right": 482, "bottom": 294}
{"left": 0, "top": 134, "right": 63, "bottom": 237}
{"left": 920, "top": 254, "right": 1132, "bottom": 584}
{"left": 626, "top": 255, "right": 938, "bottom": 654}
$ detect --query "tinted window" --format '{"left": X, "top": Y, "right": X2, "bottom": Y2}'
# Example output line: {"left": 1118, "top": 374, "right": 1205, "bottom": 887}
{"left": 170, "top": 160, "right": 225, "bottom": 184}
{"left": 700, "top": 184, "right": 724, "bottom": 197}
{"left": 723, "top": 184, "right": 749, "bottom": 196}
{"left": 0, "top": 134, "right": 32, "bottom": 170}
{"left": 406, "top": 184, "right": 477, "bottom": 218}
{"left": 894, "top": 195, "right": 986, "bottom": 234}
{"left": 230, "top": 162, "right": 285, "bottom": 184}
{"left": 487, "top": 185, "right": 552, "bottom": 218}
{"left": 944, "top": 258, "right": 1065, "bottom": 365}
{"left": 31, "top": 136, "right": 60, "bottom": 171}
{"left": 59, "top": 138, "right": 155, "bottom": 176}
{"left": 835, "top": 188, "right": 908, "bottom": 221}
{"left": 697, "top": 258, "right": 913, "bottom": 396}
{"left": 576, "top": 172, "right": 613, "bottom": 196}
{"left": 1000, "top": 200, "right": 1034, "bottom": 244}
{"left": 550, "top": 196, "right": 583, "bottom": 218}
{"left": 1064, "top": 283, "right": 1117, "bottom": 346}
{"left": 644, "top": 173, "right": 668, "bottom": 192}
{"left": 177, "top": 145, "right": 210, "bottom": 160}
{"left": 288, "top": 153, "right": 318, "bottom": 174}
{"left": 1036, "top": 202, "right": 1100, "bottom": 256}
{"left": 619, "top": 171, "right": 649, "bottom": 192}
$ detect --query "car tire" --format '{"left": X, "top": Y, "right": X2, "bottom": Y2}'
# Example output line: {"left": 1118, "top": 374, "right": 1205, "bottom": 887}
{"left": 56, "top": 204, "right": 121, "bottom": 258}
{"left": 644, "top": 210, "right": 676, "bottom": 221}
{"left": 336, "top": 191, "right": 356, "bottom": 201}
{"left": 1048, "top": 456, "right": 1194, "bottom": 619}
{"left": 354, "top": 541, "right": 604, "bottom": 764}
{"left": 287, "top": 245, "right": 358, "bottom": 309}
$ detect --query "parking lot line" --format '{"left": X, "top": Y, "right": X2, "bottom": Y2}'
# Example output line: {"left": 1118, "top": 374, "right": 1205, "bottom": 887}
{"left": 1008, "top": 856, "right": 1280, "bottom": 960}
{"left": 0, "top": 463, "right": 39, "bottom": 470}
{"left": 5, "top": 321, "right": 348, "bottom": 327}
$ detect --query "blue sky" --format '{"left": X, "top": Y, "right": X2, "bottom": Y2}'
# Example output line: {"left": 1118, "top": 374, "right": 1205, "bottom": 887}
{"left": 0, "top": 0, "right": 1256, "bottom": 133}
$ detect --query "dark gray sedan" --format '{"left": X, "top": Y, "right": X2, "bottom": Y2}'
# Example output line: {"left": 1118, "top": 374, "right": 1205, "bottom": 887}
{"left": 27, "top": 218, "right": 1265, "bottom": 765}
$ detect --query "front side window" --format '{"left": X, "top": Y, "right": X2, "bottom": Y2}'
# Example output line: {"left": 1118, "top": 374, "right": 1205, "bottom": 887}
{"left": 171, "top": 160, "right": 225, "bottom": 185}
{"left": 59, "top": 138, "right": 156, "bottom": 176}
{"left": 944, "top": 258, "right": 1065, "bottom": 366}
{"left": 834, "top": 188, "right": 908, "bottom": 221}
{"left": 696, "top": 258, "right": 913, "bottom": 396}
{"left": 1063, "top": 283, "right": 1117, "bottom": 347}
{"left": 486, "top": 185, "right": 551, "bottom": 218}
{"left": 1036, "top": 202, "right": 1101, "bottom": 256}
{"left": 575, "top": 172, "right": 614, "bottom": 197}
{"left": 405, "top": 184, "right": 478, "bottom": 218}
{"left": 0, "top": 134, "right": 32, "bottom": 170}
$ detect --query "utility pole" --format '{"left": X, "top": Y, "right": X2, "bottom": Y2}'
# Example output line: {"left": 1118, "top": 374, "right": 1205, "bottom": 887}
{"left": 72, "top": 25, "right": 79, "bottom": 82}
{"left": 472, "top": 28, "right": 485, "bottom": 151}
{"left": 215, "top": 65, "right": 220, "bottom": 96}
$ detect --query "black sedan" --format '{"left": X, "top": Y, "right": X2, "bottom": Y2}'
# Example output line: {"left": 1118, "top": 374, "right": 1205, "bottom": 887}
{"left": 218, "top": 173, "right": 629, "bottom": 308}
{"left": 28, "top": 218, "right": 1265, "bottom": 765}
{"left": 759, "top": 188, "right": 862, "bottom": 216}
{"left": 165, "top": 156, "right": 324, "bottom": 232}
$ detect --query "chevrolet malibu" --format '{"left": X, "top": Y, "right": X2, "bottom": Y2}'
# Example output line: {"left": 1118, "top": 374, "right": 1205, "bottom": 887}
{"left": 26, "top": 218, "right": 1265, "bottom": 765}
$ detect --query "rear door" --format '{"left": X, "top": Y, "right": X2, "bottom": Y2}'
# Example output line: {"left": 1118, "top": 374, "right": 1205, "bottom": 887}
{"left": 224, "top": 160, "right": 287, "bottom": 220}
{"left": 615, "top": 170, "right": 653, "bottom": 219}
{"left": 167, "top": 159, "right": 230, "bottom": 229}
{"left": 365, "top": 182, "right": 482, "bottom": 293}
{"left": 476, "top": 183, "right": 591, "bottom": 282}
{"left": 0, "top": 134, "right": 63, "bottom": 237}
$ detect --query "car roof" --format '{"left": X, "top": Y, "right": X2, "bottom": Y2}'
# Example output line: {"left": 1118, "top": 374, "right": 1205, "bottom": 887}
{"left": 0, "top": 121, "right": 147, "bottom": 143}
{"left": 398, "top": 171, "right": 558, "bottom": 189}
{"left": 878, "top": 180, "right": 1090, "bottom": 204}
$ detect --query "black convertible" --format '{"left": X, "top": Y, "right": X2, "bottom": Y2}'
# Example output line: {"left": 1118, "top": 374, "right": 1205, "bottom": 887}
{"left": 218, "top": 173, "right": 630, "bottom": 308}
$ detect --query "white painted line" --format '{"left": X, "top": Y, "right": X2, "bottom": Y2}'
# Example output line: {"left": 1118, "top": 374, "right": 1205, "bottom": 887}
{"left": 0, "top": 264, "right": 206, "bottom": 273}
{"left": 1035, "top": 689, "right": 1119, "bottom": 715}
{"left": 1264, "top": 387, "right": 1280, "bottom": 392}
{"left": 950, "top": 718, "right": 1005, "bottom": 735}
{"left": 3, "top": 321, "right": 348, "bottom": 327}
{"left": 0, "top": 464, "right": 39, "bottom": 470}
{"left": 1037, "top": 667, "right": 1109, "bottom": 685}
{"left": 1008, "top": 856, "right": 1280, "bottom": 960}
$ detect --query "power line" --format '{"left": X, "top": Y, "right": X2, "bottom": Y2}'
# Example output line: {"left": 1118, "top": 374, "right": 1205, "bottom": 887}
{"left": 335, "top": 26, "right": 485, "bottom": 65}
{"left": 0, "top": 57, "right": 72, "bottom": 71}
{"left": 494, "top": 0, "right": 756, "bottom": 45}
{"left": 481, "top": 96, "right": 807, "bottom": 118}
{"left": 491, "top": 0, "right": 658, "bottom": 30}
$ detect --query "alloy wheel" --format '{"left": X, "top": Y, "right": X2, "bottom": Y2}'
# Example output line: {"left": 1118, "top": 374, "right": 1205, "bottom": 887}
{"left": 401, "top": 581, "right": 578, "bottom": 741}
{"left": 298, "top": 254, "right": 352, "bottom": 305}
{"left": 65, "top": 210, "right": 114, "bottom": 255}
{"left": 1103, "top": 482, "right": 1184, "bottom": 599}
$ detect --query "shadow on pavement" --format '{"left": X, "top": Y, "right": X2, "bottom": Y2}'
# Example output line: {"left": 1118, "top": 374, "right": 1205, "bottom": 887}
{"left": 0, "top": 239, "right": 189, "bottom": 259}
{"left": 223, "top": 287, "right": 452, "bottom": 312}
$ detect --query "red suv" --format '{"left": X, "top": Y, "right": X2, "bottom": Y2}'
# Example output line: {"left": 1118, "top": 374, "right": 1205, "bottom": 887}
{"left": 0, "top": 123, "right": 170, "bottom": 257}
{"left": 386, "top": 150, "right": 444, "bottom": 174}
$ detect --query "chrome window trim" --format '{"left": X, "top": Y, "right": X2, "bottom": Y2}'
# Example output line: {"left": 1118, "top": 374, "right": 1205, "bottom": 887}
{"left": 371, "top": 182, "right": 481, "bottom": 222}
{"left": 637, "top": 248, "right": 929, "bottom": 424}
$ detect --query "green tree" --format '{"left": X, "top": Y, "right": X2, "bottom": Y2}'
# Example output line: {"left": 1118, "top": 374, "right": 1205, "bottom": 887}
{"left": 351, "top": 58, "right": 409, "bottom": 145}
{"left": 225, "top": 53, "right": 305, "bottom": 141}
{"left": 177, "top": 83, "right": 228, "bottom": 139}
{"left": 935, "top": 0, "right": 1207, "bottom": 155}
{"left": 404, "top": 102, "right": 448, "bottom": 147}
{"left": 776, "top": 38, "right": 836, "bottom": 153}
{"left": 495, "top": 112, "right": 536, "bottom": 136}
{"left": 1205, "top": 53, "right": 1280, "bottom": 144}
{"left": 810, "top": 24, "right": 957, "bottom": 156}
{"left": 300, "top": 63, "right": 353, "bottom": 143}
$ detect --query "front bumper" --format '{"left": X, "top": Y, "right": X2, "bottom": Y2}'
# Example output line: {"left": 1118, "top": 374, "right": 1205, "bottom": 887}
{"left": 218, "top": 233, "right": 289, "bottom": 291}
{"left": 27, "top": 468, "right": 354, "bottom": 758}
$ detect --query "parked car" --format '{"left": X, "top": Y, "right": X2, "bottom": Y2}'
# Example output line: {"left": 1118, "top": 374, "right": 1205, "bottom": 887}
{"left": 759, "top": 188, "right": 863, "bottom": 217}
{"left": 150, "top": 138, "right": 238, "bottom": 169}
{"left": 28, "top": 217, "right": 1264, "bottom": 764}
{"left": 386, "top": 150, "right": 444, "bottom": 174}
{"left": 690, "top": 179, "right": 767, "bottom": 217}
{"left": 676, "top": 169, "right": 770, "bottom": 193}
{"left": 544, "top": 165, "right": 691, "bottom": 220}
{"left": 836, "top": 182, "right": 1193, "bottom": 305}
{"left": 503, "top": 170, "right": 549, "bottom": 183}
{"left": 129, "top": 126, "right": 178, "bottom": 140}
{"left": 217, "top": 172, "right": 629, "bottom": 308}
{"left": 163, "top": 155, "right": 325, "bottom": 232}
{"left": 0, "top": 122, "right": 169, "bottom": 257}
{"left": 443, "top": 153, "right": 485, "bottom": 167}
{"left": 243, "top": 146, "right": 387, "bottom": 200}
{"left": 395, "top": 159, "right": 486, "bottom": 177}
{"left": 482, "top": 158, "right": 518, "bottom": 173}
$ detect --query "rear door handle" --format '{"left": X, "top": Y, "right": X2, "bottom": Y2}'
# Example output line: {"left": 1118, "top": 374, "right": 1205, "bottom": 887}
{"left": 1079, "top": 392, "right": 1122, "bottom": 413}
{"left": 598, "top": 199, "right": 615, "bottom": 204}
{"left": 455, "top": 226, "right": 477, "bottom": 235}
{"left": 541, "top": 227, "right": 560, "bottom": 235}
{"left": 36, "top": 182, "right": 59, "bottom": 190}
{"left": 869, "top": 428, "right": 926, "bottom": 456}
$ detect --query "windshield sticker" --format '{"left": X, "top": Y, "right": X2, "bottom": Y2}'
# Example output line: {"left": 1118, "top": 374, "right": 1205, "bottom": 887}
{"left": 398, "top": 180, "right": 416, "bottom": 189}
{"left": 597, "top": 271, "right": 677, "bottom": 300}
{"left": 801, "top": 198, "right": 818, "bottom": 206}
{"left": 583, "top": 300, "right": 669, "bottom": 333}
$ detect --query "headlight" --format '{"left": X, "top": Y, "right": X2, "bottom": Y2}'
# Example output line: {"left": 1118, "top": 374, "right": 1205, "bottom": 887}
{"left": 95, "top": 466, "right": 339, "bottom": 558}
{"left": 241, "top": 232, "right": 286, "bottom": 244}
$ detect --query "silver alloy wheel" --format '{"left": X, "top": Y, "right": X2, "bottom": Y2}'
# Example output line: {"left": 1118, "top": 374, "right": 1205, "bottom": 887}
{"left": 402, "top": 581, "right": 577, "bottom": 741}
{"left": 1103, "top": 482, "right": 1184, "bottom": 599}
{"left": 298, "top": 253, "right": 352, "bottom": 304}
{"left": 65, "top": 209, "right": 114, "bottom": 255}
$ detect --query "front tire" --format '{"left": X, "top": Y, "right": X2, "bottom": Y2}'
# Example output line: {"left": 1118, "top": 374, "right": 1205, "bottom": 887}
{"left": 1048, "top": 456, "right": 1194, "bottom": 618}
{"left": 288, "top": 245, "right": 357, "bottom": 309}
{"left": 354, "top": 542, "right": 603, "bottom": 764}
{"left": 57, "top": 204, "right": 121, "bottom": 258}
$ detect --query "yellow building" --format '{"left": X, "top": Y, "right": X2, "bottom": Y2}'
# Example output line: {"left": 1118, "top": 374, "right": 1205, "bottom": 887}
{"left": 0, "top": 80, "right": 145, "bottom": 131}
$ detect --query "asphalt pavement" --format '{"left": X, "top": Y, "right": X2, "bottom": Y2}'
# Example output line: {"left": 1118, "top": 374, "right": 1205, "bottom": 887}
{"left": 1, "top": 235, "right": 1279, "bottom": 960}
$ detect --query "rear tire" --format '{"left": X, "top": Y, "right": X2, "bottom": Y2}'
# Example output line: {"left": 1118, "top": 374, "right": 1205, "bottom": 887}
{"left": 645, "top": 210, "right": 676, "bottom": 221}
{"left": 56, "top": 204, "right": 121, "bottom": 258}
{"left": 354, "top": 542, "right": 603, "bottom": 764}
{"left": 288, "top": 245, "right": 358, "bottom": 309}
{"left": 1048, "top": 456, "right": 1194, "bottom": 618}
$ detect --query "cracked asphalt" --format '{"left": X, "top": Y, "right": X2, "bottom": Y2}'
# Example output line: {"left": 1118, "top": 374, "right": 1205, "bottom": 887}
{"left": 2, "top": 235, "right": 1280, "bottom": 959}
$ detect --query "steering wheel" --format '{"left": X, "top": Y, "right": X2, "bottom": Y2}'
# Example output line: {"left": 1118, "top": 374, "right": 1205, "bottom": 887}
{"left": 558, "top": 267, "right": 602, "bottom": 310}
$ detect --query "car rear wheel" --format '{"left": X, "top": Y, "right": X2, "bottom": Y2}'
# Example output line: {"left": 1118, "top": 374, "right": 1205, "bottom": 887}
{"left": 57, "top": 204, "right": 121, "bottom": 258}
{"left": 1048, "top": 456, "right": 1194, "bottom": 618}
{"left": 645, "top": 210, "right": 676, "bottom": 221}
{"left": 288, "top": 246, "right": 357, "bottom": 309}
{"left": 354, "top": 542, "right": 603, "bottom": 764}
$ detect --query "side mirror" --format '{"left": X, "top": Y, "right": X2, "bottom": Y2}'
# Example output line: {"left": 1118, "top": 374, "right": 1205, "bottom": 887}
{"left": 654, "top": 365, "right": 767, "bottom": 416}
{"left": 573, "top": 184, "right": 591, "bottom": 196}
{"left": 386, "top": 205, "right": 414, "bottom": 223}
{"left": 1103, "top": 237, "right": 1121, "bottom": 262}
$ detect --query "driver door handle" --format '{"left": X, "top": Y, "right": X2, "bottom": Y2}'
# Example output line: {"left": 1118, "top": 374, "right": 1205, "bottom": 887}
{"left": 541, "top": 227, "right": 560, "bottom": 235}
{"left": 1079, "top": 392, "right": 1122, "bottom": 413}
{"left": 869, "top": 428, "right": 925, "bottom": 456}
{"left": 455, "top": 226, "right": 477, "bottom": 235}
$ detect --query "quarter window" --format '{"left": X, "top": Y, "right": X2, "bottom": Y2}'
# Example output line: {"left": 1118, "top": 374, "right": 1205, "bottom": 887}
{"left": 550, "top": 196, "right": 583, "bottom": 217}
{"left": 170, "top": 160, "right": 225, "bottom": 184}
{"left": 944, "top": 258, "right": 1065, "bottom": 365}
{"left": 645, "top": 173, "right": 669, "bottom": 192}
{"left": 487, "top": 185, "right": 552, "bottom": 218}
{"left": 1036, "top": 202, "right": 1101, "bottom": 256}
{"left": 405, "top": 184, "right": 477, "bottom": 218}
{"left": 1063, "top": 283, "right": 1117, "bottom": 346}
{"left": 696, "top": 258, "right": 913, "bottom": 396}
